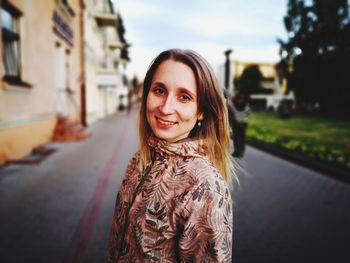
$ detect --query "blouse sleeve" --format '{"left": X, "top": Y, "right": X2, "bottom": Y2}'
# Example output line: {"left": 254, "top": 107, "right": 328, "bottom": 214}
{"left": 178, "top": 180, "right": 233, "bottom": 263}
{"left": 108, "top": 152, "right": 139, "bottom": 263}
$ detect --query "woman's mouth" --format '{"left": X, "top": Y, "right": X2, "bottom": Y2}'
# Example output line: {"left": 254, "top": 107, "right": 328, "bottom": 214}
{"left": 155, "top": 117, "right": 178, "bottom": 128}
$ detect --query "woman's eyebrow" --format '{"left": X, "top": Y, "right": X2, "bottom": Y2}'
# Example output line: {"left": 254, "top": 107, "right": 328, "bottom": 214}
{"left": 151, "top": 81, "right": 165, "bottom": 87}
{"left": 177, "top": 87, "right": 196, "bottom": 98}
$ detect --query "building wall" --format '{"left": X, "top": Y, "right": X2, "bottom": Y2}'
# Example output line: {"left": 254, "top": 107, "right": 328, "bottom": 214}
{"left": 84, "top": 1, "right": 105, "bottom": 122}
{"left": 217, "top": 60, "right": 280, "bottom": 94}
{"left": 0, "top": 0, "right": 82, "bottom": 165}
{"left": 232, "top": 61, "right": 277, "bottom": 79}
{"left": 84, "top": 0, "right": 128, "bottom": 124}
{"left": 217, "top": 59, "right": 294, "bottom": 110}
{"left": 230, "top": 60, "right": 280, "bottom": 93}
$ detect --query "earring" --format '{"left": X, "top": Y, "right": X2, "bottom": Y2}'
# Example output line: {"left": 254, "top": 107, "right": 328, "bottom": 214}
{"left": 198, "top": 120, "right": 202, "bottom": 127}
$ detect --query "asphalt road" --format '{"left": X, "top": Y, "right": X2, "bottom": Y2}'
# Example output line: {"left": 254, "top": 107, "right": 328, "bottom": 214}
{"left": 233, "top": 147, "right": 350, "bottom": 263}
{"left": 0, "top": 107, "right": 349, "bottom": 263}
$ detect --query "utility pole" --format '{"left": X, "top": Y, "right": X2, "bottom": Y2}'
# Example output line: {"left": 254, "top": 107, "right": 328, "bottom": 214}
{"left": 79, "top": 0, "right": 87, "bottom": 126}
{"left": 224, "top": 49, "right": 233, "bottom": 91}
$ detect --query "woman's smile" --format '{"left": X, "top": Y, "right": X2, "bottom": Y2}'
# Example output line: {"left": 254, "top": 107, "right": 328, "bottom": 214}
{"left": 155, "top": 116, "right": 178, "bottom": 128}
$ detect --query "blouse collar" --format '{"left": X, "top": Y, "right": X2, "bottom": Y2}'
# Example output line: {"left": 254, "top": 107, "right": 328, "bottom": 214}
{"left": 147, "top": 137, "right": 207, "bottom": 158}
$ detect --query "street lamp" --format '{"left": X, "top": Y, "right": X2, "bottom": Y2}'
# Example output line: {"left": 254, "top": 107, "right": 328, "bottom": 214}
{"left": 224, "top": 49, "right": 233, "bottom": 90}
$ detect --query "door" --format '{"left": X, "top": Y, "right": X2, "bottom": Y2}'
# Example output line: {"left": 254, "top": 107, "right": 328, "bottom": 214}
{"left": 54, "top": 43, "right": 67, "bottom": 116}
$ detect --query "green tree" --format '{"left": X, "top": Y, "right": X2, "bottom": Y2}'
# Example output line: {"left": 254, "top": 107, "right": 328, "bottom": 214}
{"left": 237, "top": 65, "right": 264, "bottom": 97}
{"left": 116, "top": 14, "right": 130, "bottom": 62}
{"left": 279, "top": 0, "right": 350, "bottom": 115}
{"left": 131, "top": 75, "right": 139, "bottom": 89}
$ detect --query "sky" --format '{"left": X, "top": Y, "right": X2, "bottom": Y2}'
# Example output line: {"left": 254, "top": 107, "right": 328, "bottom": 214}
{"left": 113, "top": 0, "right": 288, "bottom": 79}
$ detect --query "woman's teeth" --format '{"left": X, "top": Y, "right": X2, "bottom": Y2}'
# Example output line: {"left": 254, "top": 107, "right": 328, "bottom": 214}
{"left": 158, "top": 118, "right": 176, "bottom": 125}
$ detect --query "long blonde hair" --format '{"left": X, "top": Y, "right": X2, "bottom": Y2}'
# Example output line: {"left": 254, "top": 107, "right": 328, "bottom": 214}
{"left": 139, "top": 49, "right": 234, "bottom": 182}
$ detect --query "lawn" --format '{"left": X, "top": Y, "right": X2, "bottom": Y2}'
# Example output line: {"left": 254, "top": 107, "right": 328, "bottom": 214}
{"left": 247, "top": 112, "right": 350, "bottom": 170}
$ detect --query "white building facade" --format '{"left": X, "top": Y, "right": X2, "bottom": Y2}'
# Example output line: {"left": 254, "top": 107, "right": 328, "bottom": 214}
{"left": 83, "top": 0, "right": 129, "bottom": 123}
{"left": 218, "top": 60, "right": 294, "bottom": 111}
{"left": 0, "top": 0, "right": 83, "bottom": 165}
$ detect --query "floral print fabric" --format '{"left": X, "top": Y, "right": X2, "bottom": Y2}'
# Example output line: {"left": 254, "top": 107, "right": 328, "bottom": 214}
{"left": 108, "top": 137, "right": 233, "bottom": 262}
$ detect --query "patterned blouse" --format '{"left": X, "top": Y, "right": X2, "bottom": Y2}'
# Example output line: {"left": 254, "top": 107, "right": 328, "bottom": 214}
{"left": 108, "top": 137, "right": 233, "bottom": 262}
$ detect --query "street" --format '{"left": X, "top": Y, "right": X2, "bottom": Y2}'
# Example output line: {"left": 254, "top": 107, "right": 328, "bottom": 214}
{"left": 233, "top": 147, "right": 350, "bottom": 262}
{"left": 0, "top": 107, "right": 350, "bottom": 263}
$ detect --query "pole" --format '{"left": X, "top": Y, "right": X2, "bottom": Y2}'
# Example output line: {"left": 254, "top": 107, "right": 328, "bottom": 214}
{"left": 79, "top": 0, "right": 87, "bottom": 126}
{"left": 224, "top": 49, "right": 233, "bottom": 90}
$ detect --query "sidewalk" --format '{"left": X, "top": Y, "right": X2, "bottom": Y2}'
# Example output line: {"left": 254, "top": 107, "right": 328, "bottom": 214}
{"left": 0, "top": 108, "right": 139, "bottom": 263}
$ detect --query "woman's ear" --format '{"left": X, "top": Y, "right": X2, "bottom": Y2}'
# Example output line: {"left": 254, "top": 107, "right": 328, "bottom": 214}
{"left": 198, "top": 113, "right": 204, "bottom": 120}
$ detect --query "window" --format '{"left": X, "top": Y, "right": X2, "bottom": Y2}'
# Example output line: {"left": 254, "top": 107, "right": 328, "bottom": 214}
{"left": 57, "top": 0, "right": 75, "bottom": 17}
{"left": 1, "top": 1, "right": 30, "bottom": 87}
{"left": 65, "top": 49, "right": 71, "bottom": 91}
{"left": 2, "top": 2, "right": 20, "bottom": 79}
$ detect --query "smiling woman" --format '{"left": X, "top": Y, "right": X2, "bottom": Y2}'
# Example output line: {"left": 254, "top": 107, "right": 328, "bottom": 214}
{"left": 108, "top": 49, "right": 234, "bottom": 262}
{"left": 146, "top": 60, "right": 202, "bottom": 143}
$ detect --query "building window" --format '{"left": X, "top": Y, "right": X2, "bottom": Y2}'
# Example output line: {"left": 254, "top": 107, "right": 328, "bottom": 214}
{"left": 57, "top": 0, "right": 75, "bottom": 17}
{"left": 2, "top": 3, "right": 20, "bottom": 77}
{"left": 1, "top": 1, "right": 30, "bottom": 87}
{"left": 65, "top": 49, "right": 71, "bottom": 90}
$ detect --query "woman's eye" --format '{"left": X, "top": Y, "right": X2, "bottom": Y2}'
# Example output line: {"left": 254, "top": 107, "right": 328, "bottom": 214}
{"left": 153, "top": 86, "right": 165, "bottom": 95}
{"left": 179, "top": 94, "right": 191, "bottom": 102}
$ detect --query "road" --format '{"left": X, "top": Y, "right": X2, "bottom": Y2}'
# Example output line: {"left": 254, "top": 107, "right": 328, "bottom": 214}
{"left": 233, "top": 147, "right": 350, "bottom": 262}
{"left": 0, "top": 107, "right": 349, "bottom": 263}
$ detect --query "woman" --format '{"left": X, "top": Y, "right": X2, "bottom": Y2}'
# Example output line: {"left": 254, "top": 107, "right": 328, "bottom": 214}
{"left": 108, "top": 49, "right": 234, "bottom": 262}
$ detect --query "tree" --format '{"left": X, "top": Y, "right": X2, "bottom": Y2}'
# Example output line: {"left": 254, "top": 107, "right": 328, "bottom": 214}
{"left": 278, "top": 0, "right": 350, "bottom": 115}
{"left": 116, "top": 14, "right": 130, "bottom": 62}
{"left": 131, "top": 75, "right": 139, "bottom": 89}
{"left": 131, "top": 75, "right": 142, "bottom": 97}
{"left": 237, "top": 65, "right": 264, "bottom": 97}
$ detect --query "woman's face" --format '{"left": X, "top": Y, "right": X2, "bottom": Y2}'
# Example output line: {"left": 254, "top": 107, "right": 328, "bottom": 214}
{"left": 146, "top": 59, "right": 202, "bottom": 143}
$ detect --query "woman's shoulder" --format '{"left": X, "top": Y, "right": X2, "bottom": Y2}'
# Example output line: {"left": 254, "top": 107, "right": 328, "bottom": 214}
{"left": 126, "top": 151, "right": 140, "bottom": 167}
{"left": 123, "top": 151, "right": 140, "bottom": 176}
{"left": 177, "top": 155, "right": 229, "bottom": 193}
{"left": 174, "top": 156, "right": 232, "bottom": 217}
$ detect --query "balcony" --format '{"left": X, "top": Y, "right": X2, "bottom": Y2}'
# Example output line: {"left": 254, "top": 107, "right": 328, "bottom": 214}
{"left": 114, "top": 57, "right": 128, "bottom": 65}
{"left": 108, "top": 40, "right": 124, "bottom": 50}
{"left": 95, "top": 69, "right": 121, "bottom": 86}
{"left": 93, "top": 12, "right": 117, "bottom": 27}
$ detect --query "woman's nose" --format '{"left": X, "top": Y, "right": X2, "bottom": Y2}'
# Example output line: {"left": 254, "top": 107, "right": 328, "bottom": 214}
{"left": 159, "top": 95, "right": 175, "bottom": 114}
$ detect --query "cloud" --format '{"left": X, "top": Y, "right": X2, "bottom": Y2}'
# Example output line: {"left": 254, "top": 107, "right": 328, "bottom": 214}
{"left": 115, "top": 0, "right": 287, "bottom": 79}
{"left": 125, "top": 42, "right": 281, "bottom": 80}
{"left": 233, "top": 45, "right": 281, "bottom": 63}
{"left": 187, "top": 42, "right": 231, "bottom": 64}
{"left": 114, "top": 0, "right": 160, "bottom": 19}
{"left": 188, "top": 42, "right": 280, "bottom": 71}
{"left": 183, "top": 12, "right": 283, "bottom": 38}
{"left": 124, "top": 47, "right": 159, "bottom": 79}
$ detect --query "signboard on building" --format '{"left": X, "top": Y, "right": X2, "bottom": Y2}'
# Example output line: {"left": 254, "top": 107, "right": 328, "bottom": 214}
{"left": 52, "top": 11, "right": 74, "bottom": 46}
{"left": 95, "top": 74, "right": 119, "bottom": 85}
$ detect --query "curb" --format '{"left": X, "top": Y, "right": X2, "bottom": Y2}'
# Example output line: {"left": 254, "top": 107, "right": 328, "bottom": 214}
{"left": 6, "top": 146, "right": 57, "bottom": 166}
{"left": 247, "top": 139, "right": 350, "bottom": 185}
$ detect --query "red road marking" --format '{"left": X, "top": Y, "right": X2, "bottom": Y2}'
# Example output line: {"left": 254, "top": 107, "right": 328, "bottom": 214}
{"left": 67, "top": 118, "right": 129, "bottom": 263}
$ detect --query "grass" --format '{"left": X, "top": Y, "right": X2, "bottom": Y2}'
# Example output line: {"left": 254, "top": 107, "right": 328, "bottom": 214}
{"left": 247, "top": 112, "right": 350, "bottom": 170}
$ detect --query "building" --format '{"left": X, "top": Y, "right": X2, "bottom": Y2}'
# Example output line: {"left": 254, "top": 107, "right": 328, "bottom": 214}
{"left": 83, "top": 0, "right": 129, "bottom": 124}
{"left": 0, "top": 0, "right": 84, "bottom": 166}
{"left": 218, "top": 60, "right": 294, "bottom": 110}
{"left": 0, "top": 0, "right": 130, "bottom": 166}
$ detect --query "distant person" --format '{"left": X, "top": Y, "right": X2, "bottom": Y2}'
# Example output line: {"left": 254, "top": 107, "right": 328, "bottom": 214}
{"left": 127, "top": 89, "right": 133, "bottom": 113}
{"left": 108, "top": 49, "right": 234, "bottom": 262}
{"left": 278, "top": 98, "right": 291, "bottom": 118}
{"left": 232, "top": 93, "right": 250, "bottom": 157}
{"left": 224, "top": 89, "right": 235, "bottom": 139}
